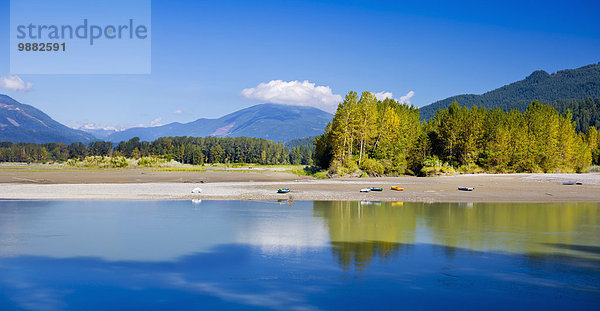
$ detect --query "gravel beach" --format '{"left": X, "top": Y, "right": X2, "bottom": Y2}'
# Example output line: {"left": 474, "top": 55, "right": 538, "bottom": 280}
{"left": 1, "top": 168, "right": 599, "bottom": 202}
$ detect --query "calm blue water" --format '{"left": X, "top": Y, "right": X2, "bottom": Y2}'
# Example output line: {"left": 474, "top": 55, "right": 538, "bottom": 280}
{"left": 0, "top": 200, "right": 599, "bottom": 310}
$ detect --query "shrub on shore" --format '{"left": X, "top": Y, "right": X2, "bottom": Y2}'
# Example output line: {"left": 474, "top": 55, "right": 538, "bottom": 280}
{"left": 65, "top": 156, "right": 182, "bottom": 168}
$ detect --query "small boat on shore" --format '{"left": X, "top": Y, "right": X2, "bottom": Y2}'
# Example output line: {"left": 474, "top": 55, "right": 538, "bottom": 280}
{"left": 369, "top": 187, "right": 383, "bottom": 191}
{"left": 562, "top": 181, "right": 583, "bottom": 185}
{"left": 360, "top": 188, "right": 371, "bottom": 192}
{"left": 390, "top": 186, "right": 404, "bottom": 191}
{"left": 277, "top": 188, "right": 290, "bottom": 193}
{"left": 458, "top": 187, "right": 474, "bottom": 191}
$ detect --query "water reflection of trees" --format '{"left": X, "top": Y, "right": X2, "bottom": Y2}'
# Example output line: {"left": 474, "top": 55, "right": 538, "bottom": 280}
{"left": 330, "top": 241, "right": 412, "bottom": 271}
{"left": 314, "top": 201, "right": 600, "bottom": 270}
{"left": 314, "top": 201, "right": 423, "bottom": 270}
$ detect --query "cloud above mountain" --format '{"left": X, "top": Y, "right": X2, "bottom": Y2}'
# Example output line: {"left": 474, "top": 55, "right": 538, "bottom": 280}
{"left": 240, "top": 80, "right": 415, "bottom": 112}
{"left": 79, "top": 123, "right": 121, "bottom": 131}
{"left": 240, "top": 80, "right": 342, "bottom": 112}
{"left": 133, "top": 118, "right": 164, "bottom": 128}
{"left": 0, "top": 75, "right": 33, "bottom": 92}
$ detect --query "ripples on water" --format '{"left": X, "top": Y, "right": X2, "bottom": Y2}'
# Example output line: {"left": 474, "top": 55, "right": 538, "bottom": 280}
{"left": 0, "top": 200, "right": 598, "bottom": 310}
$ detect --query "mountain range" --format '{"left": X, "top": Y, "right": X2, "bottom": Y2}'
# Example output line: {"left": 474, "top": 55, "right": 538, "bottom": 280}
{"left": 420, "top": 62, "right": 600, "bottom": 119}
{"left": 0, "top": 94, "right": 95, "bottom": 144}
{"left": 0, "top": 95, "right": 333, "bottom": 144}
{"left": 105, "top": 104, "right": 333, "bottom": 143}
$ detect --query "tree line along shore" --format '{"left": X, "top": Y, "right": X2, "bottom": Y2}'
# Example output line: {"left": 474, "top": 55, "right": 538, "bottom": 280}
{"left": 1, "top": 93, "right": 599, "bottom": 176}
{"left": 0, "top": 136, "right": 314, "bottom": 168}
{"left": 315, "top": 92, "right": 600, "bottom": 176}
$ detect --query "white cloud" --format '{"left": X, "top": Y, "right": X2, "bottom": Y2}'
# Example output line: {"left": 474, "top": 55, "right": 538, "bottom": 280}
{"left": 372, "top": 90, "right": 415, "bottom": 105}
{"left": 240, "top": 80, "right": 342, "bottom": 112}
{"left": 79, "top": 123, "right": 120, "bottom": 131}
{"left": 134, "top": 117, "right": 163, "bottom": 128}
{"left": 74, "top": 119, "right": 166, "bottom": 131}
{"left": 0, "top": 75, "right": 33, "bottom": 92}
{"left": 398, "top": 90, "right": 415, "bottom": 104}
{"left": 173, "top": 110, "right": 183, "bottom": 115}
{"left": 166, "top": 275, "right": 316, "bottom": 311}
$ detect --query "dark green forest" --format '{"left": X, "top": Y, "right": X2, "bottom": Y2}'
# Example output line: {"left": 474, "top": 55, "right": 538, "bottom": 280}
{"left": 553, "top": 98, "right": 600, "bottom": 133}
{"left": 420, "top": 63, "right": 600, "bottom": 120}
{"left": 285, "top": 136, "right": 316, "bottom": 149}
{"left": 0, "top": 136, "right": 314, "bottom": 166}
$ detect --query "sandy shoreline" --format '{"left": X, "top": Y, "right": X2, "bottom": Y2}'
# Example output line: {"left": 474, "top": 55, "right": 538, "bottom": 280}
{"left": 0, "top": 168, "right": 599, "bottom": 202}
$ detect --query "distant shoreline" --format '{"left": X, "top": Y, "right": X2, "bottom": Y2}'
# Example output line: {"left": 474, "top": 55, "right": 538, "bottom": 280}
{"left": 0, "top": 169, "right": 599, "bottom": 202}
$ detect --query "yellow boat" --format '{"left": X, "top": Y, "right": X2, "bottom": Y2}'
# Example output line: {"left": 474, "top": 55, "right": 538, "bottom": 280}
{"left": 390, "top": 186, "right": 404, "bottom": 191}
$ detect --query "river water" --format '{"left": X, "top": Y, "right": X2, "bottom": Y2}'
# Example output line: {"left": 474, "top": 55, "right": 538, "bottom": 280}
{"left": 0, "top": 200, "right": 598, "bottom": 310}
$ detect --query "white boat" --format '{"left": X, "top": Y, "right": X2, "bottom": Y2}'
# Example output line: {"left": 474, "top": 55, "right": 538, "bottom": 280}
{"left": 360, "top": 188, "right": 371, "bottom": 192}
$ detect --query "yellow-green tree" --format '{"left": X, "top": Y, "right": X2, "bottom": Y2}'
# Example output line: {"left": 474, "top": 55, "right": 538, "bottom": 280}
{"left": 330, "top": 91, "right": 359, "bottom": 164}
{"left": 355, "top": 92, "right": 378, "bottom": 166}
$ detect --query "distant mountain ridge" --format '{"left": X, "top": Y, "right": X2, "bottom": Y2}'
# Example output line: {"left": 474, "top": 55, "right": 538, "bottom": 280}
{"left": 106, "top": 104, "right": 333, "bottom": 143}
{"left": 0, "top": 95, "right": 95, "bottom": 144}
{"left": 420, "top": 62, "right": 600, "bottom": 119}
{"left": 79, "top": 127, "right": 118, "bottom": 140}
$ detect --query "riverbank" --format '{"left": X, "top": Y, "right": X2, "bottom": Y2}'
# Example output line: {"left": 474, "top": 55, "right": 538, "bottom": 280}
{"left": 0, "top": 167, "right": 599, "bottom": 202}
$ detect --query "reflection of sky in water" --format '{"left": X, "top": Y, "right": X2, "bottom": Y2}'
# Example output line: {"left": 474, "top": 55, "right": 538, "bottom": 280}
{"left": 0, "top": 201, "right": 330, "bottom": 261}
{"left": 0, "top": 201, "right": 238, "bottom": 261}
{"left": 234, "top": 201, "right": 329, "bottom": 254}
{"left": 1, "top": 201, "right": 600, "bottom": 261}
{"left": 0, "top": 200, "right": 599, "bottom": 310}
{"left": 1, "top": 244, "right": 598, "bottom": 311}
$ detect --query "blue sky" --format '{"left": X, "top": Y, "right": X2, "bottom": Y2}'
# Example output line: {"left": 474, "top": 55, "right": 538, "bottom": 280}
{"left": 1, "top": 0, "right": 599, "bottom": 130}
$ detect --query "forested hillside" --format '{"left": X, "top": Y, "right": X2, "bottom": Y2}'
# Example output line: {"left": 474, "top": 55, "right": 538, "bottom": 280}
{"left": 420, "top": 63, "right": 600, "bottom": 119}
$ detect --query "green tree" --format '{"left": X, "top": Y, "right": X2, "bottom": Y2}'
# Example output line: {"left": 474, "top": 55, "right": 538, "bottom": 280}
{"left": 355, "top": 92, "right": 378, "bottom": 166}
{"left": 330, "top": 91, "right": 359, "bottom": 163}
{"left": 210, "top": 144, "right": 224, "bottom": 163}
